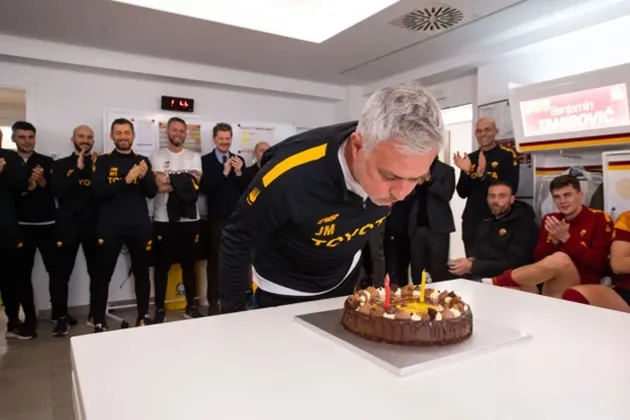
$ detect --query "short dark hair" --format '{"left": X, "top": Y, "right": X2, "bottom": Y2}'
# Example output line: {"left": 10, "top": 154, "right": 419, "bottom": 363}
{"left": 167, "top": 117, "right": 186, "bottom": 128}
{"left": 550, "top": 174, "right": 581, "bottom": 193}
{"left": 11, "top": 121, "right": 36, "bottom": 136}
{"left": 213, "top": 122, "right": 232, "bottom": 138}
{"left": 488, "top": 179, "right": 514, "bottom": 194}
{"left": 111, "top": 118, "right": 135, "bottom": 134}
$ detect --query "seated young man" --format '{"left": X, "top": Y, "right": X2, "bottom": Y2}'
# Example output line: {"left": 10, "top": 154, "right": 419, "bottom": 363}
{"left": 490, "top": 175, "right": 612, "bottom": 298}
{"left": 448, "top": 180, "right": 538, "bottom": 279}
{"left": 561, "top": 210, "right": 630, "bottom": 312}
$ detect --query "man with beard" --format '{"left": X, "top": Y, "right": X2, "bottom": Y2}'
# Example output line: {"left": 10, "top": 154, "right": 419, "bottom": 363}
{"left": 243, "top": 141, "right": 270, "bottom": 185}
{"left": 0, "top": 144, "right": 29, "bottom": 339}
{"left": 150, "top": 117, "right": 204, "bottom": 323}
{"left": 200, "top": 123, "right": 248, "bottom": 314}
{"left": 219, "top": 82, "right": 444, "bottom": 313}
{"left": 491, "top": 175, "right": 612, "bottom": 298}
{"left": 91, "top": 118, "right": 157, "bottom": 332}
{"left": 454, "top": 117, "right": 520, "bottom": 256}
{"left": 49, "top": 125, "right": 100, "bottom": 336}
{"left": 12, "top": 121, "right": 57, "bottom": 340}
{"left": 448, "top": 180, "right": 538, "bottom": 280}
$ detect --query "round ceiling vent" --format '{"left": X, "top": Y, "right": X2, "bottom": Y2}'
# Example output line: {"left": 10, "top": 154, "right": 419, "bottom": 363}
{"left": 402, "top": 6, "right": 464, "bottom": 32}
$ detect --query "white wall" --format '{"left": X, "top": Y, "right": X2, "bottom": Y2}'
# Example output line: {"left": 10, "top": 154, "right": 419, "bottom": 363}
{"left": 427, "top": 75, "right": 477, "bottom": 111}
{"left": 446, "top": 120, "right": 473, "bottom": 260}
{"left": 0, "top": 57, "right": 341, "bottom": 312}
{"left": 0, "top": 34, "right": 347, "bottom": 102}
{"left": 442, "top": 104, "right": 474, "bottom": 260}
{"left": 339, "top": 74, "right": 478, "bottom": 124}
{"left": 0, "top": 59, "right": 338, "bottom": 157}
{"left": 478, "top": 14, "right": 630, "bottom": 105}
{"left": 334, "top": 86, "right": 368, "bottom": 122}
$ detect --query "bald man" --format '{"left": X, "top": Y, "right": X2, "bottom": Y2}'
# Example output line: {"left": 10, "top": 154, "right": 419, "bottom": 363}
{"left": 243, "top": 141, "right": 270, "bottom": 185}
{"left": 453, "top": 117, "right": 520, "bottom": 256}
{"left": 49, "top": 125, "right": 100, "bottom": 336}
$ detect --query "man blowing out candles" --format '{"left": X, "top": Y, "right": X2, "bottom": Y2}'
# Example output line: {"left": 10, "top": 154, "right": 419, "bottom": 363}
{"left": 218, "top": 82, "right": 445, "bottom": 313}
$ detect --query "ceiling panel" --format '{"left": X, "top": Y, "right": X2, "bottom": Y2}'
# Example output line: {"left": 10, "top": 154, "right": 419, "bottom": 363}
{"left": 0, "top": 0, "right": 623, "bottom": 84}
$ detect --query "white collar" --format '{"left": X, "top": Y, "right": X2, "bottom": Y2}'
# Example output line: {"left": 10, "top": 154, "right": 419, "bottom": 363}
{"left": 338, "top": 140, "right": 367, "bottom": 201}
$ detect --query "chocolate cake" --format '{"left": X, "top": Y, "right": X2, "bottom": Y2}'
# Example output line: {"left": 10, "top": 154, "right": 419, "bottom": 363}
{"left": 341, "top": 285, "right": 473, "bottom": 346}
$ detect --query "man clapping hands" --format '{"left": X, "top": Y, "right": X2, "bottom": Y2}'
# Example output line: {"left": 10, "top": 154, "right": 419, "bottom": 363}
{"left": 91, "top": 118, "right": 157, "bottom": 332}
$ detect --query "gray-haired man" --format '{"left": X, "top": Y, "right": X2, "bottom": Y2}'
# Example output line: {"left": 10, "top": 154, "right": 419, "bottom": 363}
{"left": 219, "top": 82, "right": 445, "bottom": 312}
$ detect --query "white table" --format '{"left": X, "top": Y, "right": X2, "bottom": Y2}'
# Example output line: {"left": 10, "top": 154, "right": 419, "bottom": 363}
{"left": 71, "top": 279, "right": 630, "bottom": 420}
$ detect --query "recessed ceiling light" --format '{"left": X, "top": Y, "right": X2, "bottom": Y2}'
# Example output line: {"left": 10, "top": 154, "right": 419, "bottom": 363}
{"left": 111, "top": 0, "right": 400, "bottom": 43}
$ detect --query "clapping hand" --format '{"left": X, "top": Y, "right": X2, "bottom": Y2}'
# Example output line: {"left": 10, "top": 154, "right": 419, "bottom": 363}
{"left": 545, "top": 216, "right": 570, "bottom": 243}
{"left": 77, "top": 149, "right": 86, "bottom": 170}
{"left": 230, "top": 156, "right": 243, "bottom": 175}
{"left": 223, "top": 158, "right": 232, "bottom": 176}
{"left": 453, "top": 152, "right": 472, "bottom": 174}
{"left": 31, "top": 165, "right": 46, "bottom": 188}
{"left": 0, "top": 158, "right": 5, "bottom": 174}
{"left": 137, "top": 160, "right": 148, "bottom": 179}
{"left": 125, "top": 164, "right": 142, "bottom": 184}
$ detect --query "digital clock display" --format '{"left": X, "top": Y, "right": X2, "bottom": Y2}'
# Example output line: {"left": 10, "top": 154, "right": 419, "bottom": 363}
{"left": 161, "top": 95, "right": 195, "bottom": 112}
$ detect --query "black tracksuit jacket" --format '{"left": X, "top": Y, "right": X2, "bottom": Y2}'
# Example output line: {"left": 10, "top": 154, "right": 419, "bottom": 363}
{"left": 0, "top": 149, "right": 28, "bottom": 231}
{"left": 219, "top": 121, "right": 390, "bottom": 312}
{"left": 51, "top": 153, "right": 99, "bottom": 225}
{"left": 91, "top": 150, "right": 157, "bottom": 228}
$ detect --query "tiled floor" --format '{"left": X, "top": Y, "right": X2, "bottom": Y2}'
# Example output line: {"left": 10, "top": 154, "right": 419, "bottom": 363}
{"left": 0, "top": 308, "right": 190, "bottom": 420}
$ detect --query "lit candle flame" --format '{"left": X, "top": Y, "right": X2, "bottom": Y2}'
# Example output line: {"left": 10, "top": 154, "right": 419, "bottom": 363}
{"left": 420, "top": 270, "right": 427, "bottom": 303}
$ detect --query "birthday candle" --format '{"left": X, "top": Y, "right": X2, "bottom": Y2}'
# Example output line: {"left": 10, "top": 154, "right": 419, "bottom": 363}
{"left": 419, "top": 270, "right": 427, "bottom": 303}
{"left": 384, "top": 274, "right": 391, "bottom": 310}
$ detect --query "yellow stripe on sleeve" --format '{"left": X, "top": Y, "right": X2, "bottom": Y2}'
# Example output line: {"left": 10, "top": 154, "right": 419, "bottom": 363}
{"left": 262, "top": 144, "right": 327, "bottom": 187}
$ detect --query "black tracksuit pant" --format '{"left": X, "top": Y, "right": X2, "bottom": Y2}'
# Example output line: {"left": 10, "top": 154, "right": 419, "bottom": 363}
{"left": 206, "top": 218, "right": 227, "bottom": 313}
{"left": 51, "top": 221, "right": 99, "bottom": 319}
{"left": 92, "top": 223, "right": 153, "bottom": 325}
{"left": 409, "top": 227, "right": 450, "bottom": 283}
{"left": 0, "top": 228, "right": 22, "bottom": 325}
{"left": 384, "top": 229, "right": 411, "bottom": 287}
{"left": 15, "top": 224, "right": 57, "bottom": 326}
{"left": 153, "top": 221, "right": 199, "bottom": 310}
{"left": 462, "top": 217, "right": 478, "bottom": 258}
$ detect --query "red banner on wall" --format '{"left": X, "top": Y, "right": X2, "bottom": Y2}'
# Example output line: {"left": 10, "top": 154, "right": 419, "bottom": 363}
{"left": 520, "top": 83, "right": 630, "bottom": 137}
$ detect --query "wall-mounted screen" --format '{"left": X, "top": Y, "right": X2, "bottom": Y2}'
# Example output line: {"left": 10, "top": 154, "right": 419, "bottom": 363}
{"left": 519, "top": 83, "right": 630, "bottom": 137}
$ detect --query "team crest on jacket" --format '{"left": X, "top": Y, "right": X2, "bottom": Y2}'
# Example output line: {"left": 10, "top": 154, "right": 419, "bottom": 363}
{"left": 318, "top": 213, "right": 339, "bottom": 225}
{"left": 499, "top": 228, "right": 507, "bottom": 236}
{"left": 247, "top": 187, "right": 261, "bottom": 205}
{"left": 491, "top": 161, "right": 499, "bottom": 168}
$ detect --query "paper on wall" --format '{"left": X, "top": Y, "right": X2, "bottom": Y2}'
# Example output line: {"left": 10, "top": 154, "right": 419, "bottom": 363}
{"left": 133, "top": 120, "right": 159, "bottom": 156}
